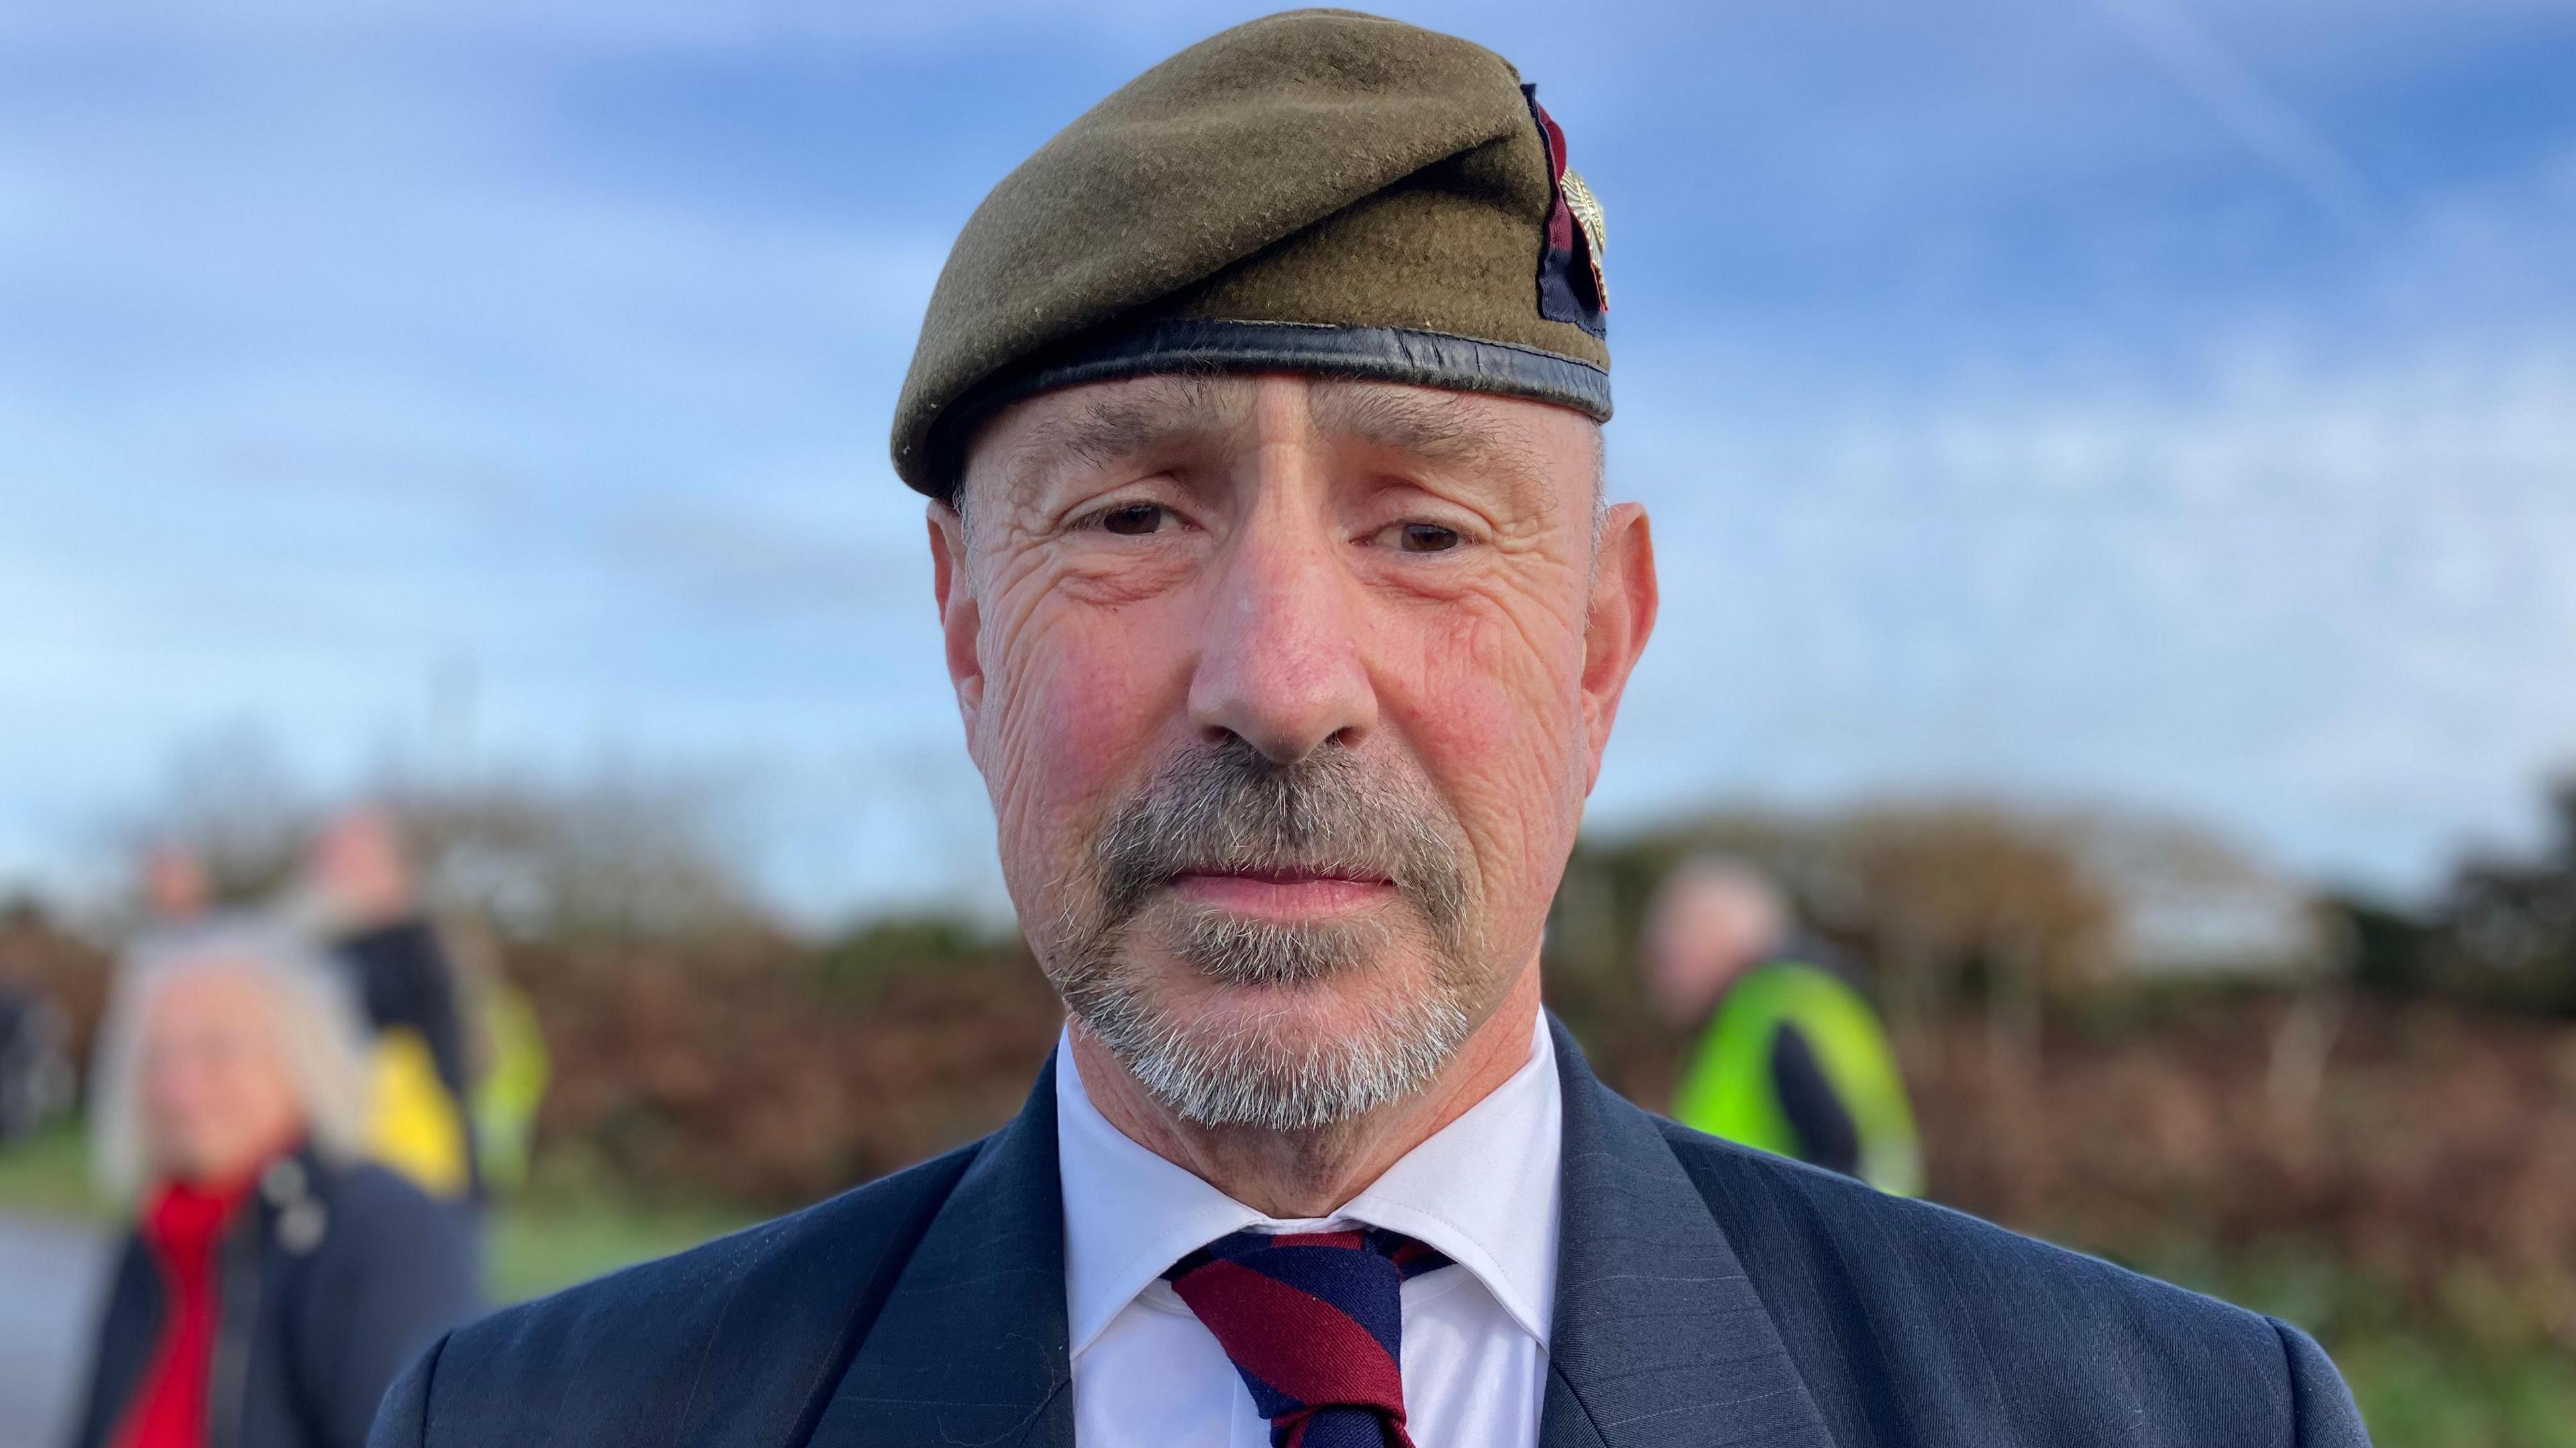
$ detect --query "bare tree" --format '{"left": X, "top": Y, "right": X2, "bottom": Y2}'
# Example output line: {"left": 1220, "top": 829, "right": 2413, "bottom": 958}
{"left": 112, "top": 728, "right": 771, "bottom": 941}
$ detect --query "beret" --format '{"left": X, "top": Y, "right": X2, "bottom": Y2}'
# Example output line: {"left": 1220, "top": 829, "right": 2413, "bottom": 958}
{"left": 890, "top": 7, "right": 1611, "bottom": 498}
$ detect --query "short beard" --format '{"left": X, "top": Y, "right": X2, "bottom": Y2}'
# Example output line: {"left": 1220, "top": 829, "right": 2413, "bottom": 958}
{"left": 1044, "top": 738, "right": 1483, "bottom": 1132}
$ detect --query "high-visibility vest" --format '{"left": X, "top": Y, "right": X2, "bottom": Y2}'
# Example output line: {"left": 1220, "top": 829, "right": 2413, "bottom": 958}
{"left": 365, "top": 987, "right": 549, "bottom": 1202}
{"left": 1671, "top": 959, "right": 1925, "bottom": 1197}
{"left": 470, "top": 982, "right": 551, "bottom": 1197}
{"left": 366, "top": 1025, "right": 472, "bottom": 1200}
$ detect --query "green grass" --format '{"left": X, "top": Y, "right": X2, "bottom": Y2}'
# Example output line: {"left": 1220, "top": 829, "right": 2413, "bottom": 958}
{"left": 2334, "top": 1333, "right": 2576, "bottom": 1448}
{"left": 0, "top": 1119, "right": 106, "bottom": 1220}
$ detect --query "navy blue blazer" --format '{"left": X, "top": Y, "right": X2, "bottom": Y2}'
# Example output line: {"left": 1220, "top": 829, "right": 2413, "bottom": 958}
{"left": 372, "top": 1020, "right": 2368, "bottom": 1447}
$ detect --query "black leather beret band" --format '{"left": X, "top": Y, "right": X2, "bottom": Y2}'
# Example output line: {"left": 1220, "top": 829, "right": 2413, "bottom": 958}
{"left": 923, "top": 319, "right": 1613, "bottom": 499}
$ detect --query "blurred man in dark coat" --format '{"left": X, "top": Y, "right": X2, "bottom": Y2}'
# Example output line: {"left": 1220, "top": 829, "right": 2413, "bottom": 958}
{"left": 70, "top": 922, "right": 478, "bottom": 1448}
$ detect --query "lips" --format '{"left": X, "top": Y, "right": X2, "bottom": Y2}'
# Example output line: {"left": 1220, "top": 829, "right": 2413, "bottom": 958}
{"left": 1167, "top": 868, "right": 1398, "bottom": 920}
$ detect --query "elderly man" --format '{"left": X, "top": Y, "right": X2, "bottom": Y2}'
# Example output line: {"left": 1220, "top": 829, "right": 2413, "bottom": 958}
{"left": 71, "top": 923, "right": 478, "bottom": 1448}
{"left": 372, "top": 11, "right": 2368, "bottom": 1448}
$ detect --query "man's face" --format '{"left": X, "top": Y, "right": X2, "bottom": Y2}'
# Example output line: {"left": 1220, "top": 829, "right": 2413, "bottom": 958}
{"left": 140, "top": 965, "right": 306, "bottom": 1186}
{"left": 934, "top": 374, "right": 1654, "bottom": 1129}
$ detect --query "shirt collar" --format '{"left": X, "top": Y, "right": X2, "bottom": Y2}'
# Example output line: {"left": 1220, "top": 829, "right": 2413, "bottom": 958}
{"left": 1055, "top": 1012, "right": 1562, "bottom": 1358}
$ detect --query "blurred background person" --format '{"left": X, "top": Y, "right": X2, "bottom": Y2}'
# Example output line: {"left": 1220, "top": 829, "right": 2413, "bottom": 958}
{"left": 292, "top": 810, "right": 551, "bottom": 1205}
{"left": 0, "top": 986, "right": 74, "bottom": 1146}
{"left": 1644, "top": 856, "right": 1923, "bottom": 1196}
{"left": 284, "top": 812, "right": 480, "bottom": 1207}
{"left": 66, "top": 922, "right": 478, "bottom": 1448}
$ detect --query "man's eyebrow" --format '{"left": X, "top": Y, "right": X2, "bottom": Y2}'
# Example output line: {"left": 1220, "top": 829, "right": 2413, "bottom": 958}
{"left": 1310, "top": 382, "right": 1550, "bottom": 508}
{"left": 1011, "top": 376, "right": 1244, "bottom": 480}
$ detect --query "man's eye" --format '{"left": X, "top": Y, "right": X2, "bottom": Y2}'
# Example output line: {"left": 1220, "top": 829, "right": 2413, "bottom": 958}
{"left": 1096, "top": 503, "right": 1166, "bottom": 536}
{"left": 1398, "top": 522, "right": 1462, "bottom": 553}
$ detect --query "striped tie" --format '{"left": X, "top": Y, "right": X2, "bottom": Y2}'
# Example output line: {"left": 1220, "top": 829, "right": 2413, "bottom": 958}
{"left": 1165, "top": 1227, "right": 1452, "bottom": 1448}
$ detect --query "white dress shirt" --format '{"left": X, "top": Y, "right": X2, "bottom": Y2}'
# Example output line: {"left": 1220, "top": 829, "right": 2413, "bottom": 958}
{"left": 1057, "top": 1015, "right": 1563, "bottom": 1448}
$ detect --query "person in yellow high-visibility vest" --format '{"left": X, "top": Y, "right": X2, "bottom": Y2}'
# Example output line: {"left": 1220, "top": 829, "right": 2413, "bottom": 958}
{"left": 293, "top": 810, "right": 483, "bottom": 1205}
{"left": 1643, "top": 857, "right": 1923, "bottom": 1196}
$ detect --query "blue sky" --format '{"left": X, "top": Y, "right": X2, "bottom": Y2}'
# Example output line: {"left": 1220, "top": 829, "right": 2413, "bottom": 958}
{"left": 5, "top": 0, "right": 2574, "bottom": 920}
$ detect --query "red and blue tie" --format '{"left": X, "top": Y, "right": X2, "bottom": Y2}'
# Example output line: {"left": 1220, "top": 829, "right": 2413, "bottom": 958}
{"left": 1166, "top": 1227, "right": 1452, "bottom": 1448}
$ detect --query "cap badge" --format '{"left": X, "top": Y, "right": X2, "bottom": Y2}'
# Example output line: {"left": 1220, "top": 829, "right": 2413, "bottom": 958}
{"left": 1561, "top": 168, "right": 1607, "bottom": 261}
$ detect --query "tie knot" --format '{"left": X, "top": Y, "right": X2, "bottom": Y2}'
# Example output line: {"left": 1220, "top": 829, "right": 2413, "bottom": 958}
{"left": 1166, "top": 1229, "right": 1451, "bottom": 1448}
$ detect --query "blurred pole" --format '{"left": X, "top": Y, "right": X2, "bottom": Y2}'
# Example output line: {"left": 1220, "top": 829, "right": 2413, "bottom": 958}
{"left": 2265, "top": 904, "right": 2353, "bottom": 1172}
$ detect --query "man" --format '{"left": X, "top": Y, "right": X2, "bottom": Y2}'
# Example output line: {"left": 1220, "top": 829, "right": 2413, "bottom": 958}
{"left": 1644, "top": 857, "right": 1923, "bottom": 1196}
{"left": 372, "top": 11, "right": 2369, "bottom": 1447}
{"left": 71, "top": 922, "right": 479, "bottom": 1448}
{"left": 288, "top": 810, "right": 506, "bottom": 1206}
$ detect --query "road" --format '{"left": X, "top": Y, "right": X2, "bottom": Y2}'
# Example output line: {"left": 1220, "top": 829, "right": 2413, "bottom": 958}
{"left": 0, "top": 1213, "right": 110, "bottom": 1448}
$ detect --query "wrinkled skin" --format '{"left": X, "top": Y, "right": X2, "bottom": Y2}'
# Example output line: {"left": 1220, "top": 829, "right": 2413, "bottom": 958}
{"left": 931, "top": 374, "right": 1657, "bottom": 1212}
{"left": 142, "top": 966, "right": 307, "bottom": 1188}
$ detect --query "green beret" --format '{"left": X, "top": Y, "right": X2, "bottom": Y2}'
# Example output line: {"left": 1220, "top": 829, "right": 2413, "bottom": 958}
{"left": 891, "top": 7, "right": 1611, "bottom": 498}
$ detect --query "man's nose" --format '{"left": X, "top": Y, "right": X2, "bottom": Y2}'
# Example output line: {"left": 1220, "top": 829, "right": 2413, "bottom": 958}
{"left": 1187, "top": 506, "right": 1378, "bottom": 766}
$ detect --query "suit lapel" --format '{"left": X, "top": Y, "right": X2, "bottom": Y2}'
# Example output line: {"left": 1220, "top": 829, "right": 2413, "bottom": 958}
{"left": 799, "top": 1021, "right": 1834, "bottom": 1448}
{"left": 806, "top": 1058, "right": 1075, "bottom": 1448}
{"left": 1540, "top": 1019, "right": 1837, "bottom": 1448}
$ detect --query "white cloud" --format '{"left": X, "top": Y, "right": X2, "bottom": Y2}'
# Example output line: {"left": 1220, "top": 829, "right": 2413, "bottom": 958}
{"left": 1601, "top": 321, "right": 2576, "bottom": 893}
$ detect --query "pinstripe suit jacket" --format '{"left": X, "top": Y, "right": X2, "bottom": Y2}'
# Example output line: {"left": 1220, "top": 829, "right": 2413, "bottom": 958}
{"left": 370, "top": 1019, "right": 2369, "bottom": 1447}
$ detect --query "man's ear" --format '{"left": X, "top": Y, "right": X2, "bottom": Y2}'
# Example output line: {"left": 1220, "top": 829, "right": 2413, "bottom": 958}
{"left": 1580, "top": 502, "right": 1658, "bottom": 793}
{"left": 928, "top": 502, "right": 983, "bottom": 736}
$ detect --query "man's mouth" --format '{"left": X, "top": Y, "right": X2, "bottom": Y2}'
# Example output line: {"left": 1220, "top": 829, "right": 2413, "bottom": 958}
{"left": 1166, "top": 867, "right": 1398, "bottom": 921}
